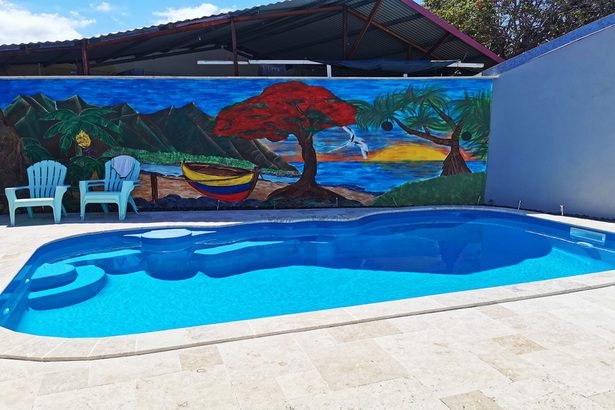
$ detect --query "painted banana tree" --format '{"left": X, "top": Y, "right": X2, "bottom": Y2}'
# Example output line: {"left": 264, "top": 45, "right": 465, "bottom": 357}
{"left": 41, "top": 107, "right": 119, "bottom": 156}
{"left": 352, "top": 84, "right": 491, "bottom": 176}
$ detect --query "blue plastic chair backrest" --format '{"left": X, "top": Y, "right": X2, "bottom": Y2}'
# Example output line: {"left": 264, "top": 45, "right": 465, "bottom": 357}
{"left": 27, "top": 160, "right": 67, "bottom": 198}
{"left": 104, "top": 156, "right": 141, "bottom": 192}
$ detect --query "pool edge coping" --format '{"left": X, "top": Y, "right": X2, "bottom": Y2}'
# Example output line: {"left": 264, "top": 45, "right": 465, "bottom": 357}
{"left": 2, "top": 206, "right": 615, "bottom": 362}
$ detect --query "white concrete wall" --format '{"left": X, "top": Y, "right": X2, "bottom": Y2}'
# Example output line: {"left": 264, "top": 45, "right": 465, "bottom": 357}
{"left": 485, "top": 25, "right": 615, "bottom": 218}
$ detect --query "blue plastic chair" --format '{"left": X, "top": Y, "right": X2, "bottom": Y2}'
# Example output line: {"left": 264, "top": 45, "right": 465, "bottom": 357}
{"left": 79, "top": 156, "right": 141, "bottom": 221}
{"left": 5, "top": 160, "right": 69, "bottom": 226}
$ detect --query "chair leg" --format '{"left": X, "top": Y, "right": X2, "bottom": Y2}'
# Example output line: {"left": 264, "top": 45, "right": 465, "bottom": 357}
{"left": 100, "top": 204, "right": 109, "bottom": 214}
{"left": 80, "top": 197, "right": 87, "bottom": 220}
{"left": 26, "top": 207, "right": 33, "bottom": 219}
{"left": 52, "top": 206, "right": 62, "bottom": 223}
{"left": 118, "top": 201, "right": 127, "bottom": 221}
{"left": 8, "top": 204, "right": 16, "bottom": 227}
{"left": 128, "top": 197, "right": 138, "bottom": 214}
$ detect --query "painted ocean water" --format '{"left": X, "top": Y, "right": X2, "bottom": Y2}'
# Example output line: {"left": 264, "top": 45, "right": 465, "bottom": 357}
{"left": 141, "top": 160, "right": 487, "bottom": 194}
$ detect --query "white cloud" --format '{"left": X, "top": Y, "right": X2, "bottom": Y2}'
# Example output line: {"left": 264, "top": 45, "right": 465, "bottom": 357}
{"left": 153, "top": 3, "right": 236, "bottom": 24}
{"left": 0, "top": 1, "right": 95, "bottom": 44}
{"left": 95, "top": 2, "right": 112, "bottom": 12}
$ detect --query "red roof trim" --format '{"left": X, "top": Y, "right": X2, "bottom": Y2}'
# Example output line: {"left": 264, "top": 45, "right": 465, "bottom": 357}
{"left": 399, "top": 0, "right": 505, "bottom": 63}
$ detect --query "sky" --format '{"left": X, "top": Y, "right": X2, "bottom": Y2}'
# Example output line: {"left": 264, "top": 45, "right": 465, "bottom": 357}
{"left": 0, "top": 1, "right": 270, "bottom": 44}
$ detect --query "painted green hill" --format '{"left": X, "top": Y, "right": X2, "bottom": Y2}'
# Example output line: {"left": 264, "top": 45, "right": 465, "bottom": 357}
{"left": 2, "top": 94, "right": 296, "bottom": 172}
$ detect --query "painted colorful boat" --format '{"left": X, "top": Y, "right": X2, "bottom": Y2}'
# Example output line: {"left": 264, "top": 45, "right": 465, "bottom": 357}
{"left": 181, "top": 160, "right": 260, "bottom": 202}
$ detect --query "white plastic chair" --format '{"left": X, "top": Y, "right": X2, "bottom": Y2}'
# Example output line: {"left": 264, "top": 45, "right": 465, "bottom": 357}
{"left": 5, "top": 160, "right": 69, "bottom": 226}
{"left": 79, "top": 155, "right": 140, "bottom": 220}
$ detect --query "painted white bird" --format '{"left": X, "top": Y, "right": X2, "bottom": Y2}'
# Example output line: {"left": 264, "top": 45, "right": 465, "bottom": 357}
{"left": 328, "top": 126, "right": 369, "bottom": 159}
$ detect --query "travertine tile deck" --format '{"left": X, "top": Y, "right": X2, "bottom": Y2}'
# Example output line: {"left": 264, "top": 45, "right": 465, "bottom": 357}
{"left": 1, "top": 207, "right": 615, "bottom": 409}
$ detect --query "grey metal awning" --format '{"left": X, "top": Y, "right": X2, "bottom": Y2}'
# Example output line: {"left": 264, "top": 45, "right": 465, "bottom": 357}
{"left": 0, "top": 0, "right": 503, "bottom": 76}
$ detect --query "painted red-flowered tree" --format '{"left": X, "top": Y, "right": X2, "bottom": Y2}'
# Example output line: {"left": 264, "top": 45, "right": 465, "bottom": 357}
{"left": 214, "top": 81, "right": 358, "bottom": 204}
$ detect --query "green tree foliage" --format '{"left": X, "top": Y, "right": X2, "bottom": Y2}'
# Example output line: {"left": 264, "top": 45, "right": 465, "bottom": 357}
{"left": 41, "top": 107, "right": 119, "bottom": 154}
{"left": 22, "top": 137, "right": 54, "bottom": 163}
{"left": 352, "top": 84, "right": 491, "bottom": 176}
{"left": 422, "top": 0, "right": 615, "bottom": 58}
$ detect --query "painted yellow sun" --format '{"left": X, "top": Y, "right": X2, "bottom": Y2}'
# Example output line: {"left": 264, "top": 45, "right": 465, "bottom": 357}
{"left": 369, "top": 144, "right": 447, "bottom": 162}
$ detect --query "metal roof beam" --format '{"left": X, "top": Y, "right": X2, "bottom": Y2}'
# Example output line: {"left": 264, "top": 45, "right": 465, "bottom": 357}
{"left": 204, "top": 10, "right": 341, "bottom": 50}
{"left": 346, "top": 8, "right": 440, "bottom": 59}
{"left": 83, "top": 6, "right": 344, "bottom": 52}
{"left": 421, "top": 33, "right": 451, "bottom": 60}
{"left": 98, "top": 37, "right": 158, "bottom": 61}
{"left": 347, "top": 0, "right": 384, "bottom": 59}
{"left": 0, "top": 44, "right": 79, "bottom": 57}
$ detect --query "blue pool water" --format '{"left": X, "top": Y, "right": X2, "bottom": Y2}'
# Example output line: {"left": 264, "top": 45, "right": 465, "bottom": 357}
{"left": 1, "top": 210, "right": 614, "bottom": 338}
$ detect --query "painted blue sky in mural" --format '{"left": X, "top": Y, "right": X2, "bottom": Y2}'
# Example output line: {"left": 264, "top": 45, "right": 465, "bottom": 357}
{"left": 0, "top": 77, "right": 492, "bottom": 159}
{"left": 0, "top": 78, "right": 488, "bottom": 116}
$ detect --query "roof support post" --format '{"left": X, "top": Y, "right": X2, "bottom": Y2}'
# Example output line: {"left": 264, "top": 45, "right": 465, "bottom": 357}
{"left": 407, "top": 44, "right": 413, "bottom": 60}
{"left": 347, "top": 0, "right": 384, "bottom": 60}
{"left": 342, "top": 5, "right": 348, "bottom": 59}
{"left": 230, "top": 16, "right": 239, "bottom": 76}
{"left": 81, "top": 39, "right": 90, "bottom": 75}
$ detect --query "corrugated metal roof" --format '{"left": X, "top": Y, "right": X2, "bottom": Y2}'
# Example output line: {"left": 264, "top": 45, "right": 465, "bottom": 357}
{"left": 0, "top": 0, "right": 504, "bottom": 75}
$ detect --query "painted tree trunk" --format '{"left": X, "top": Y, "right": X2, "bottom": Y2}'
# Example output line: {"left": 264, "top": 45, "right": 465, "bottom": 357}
{"left": 266, "top": 133, "right": 358, "bottom": 207}
{"left": 296, "top": 134, "right": 318, "bottom": 187}
{"left": 392, "top": 117, "right": 472, "bottom": 177}
{"left": 442, "top": 139, "right": 471, "bottom": 176}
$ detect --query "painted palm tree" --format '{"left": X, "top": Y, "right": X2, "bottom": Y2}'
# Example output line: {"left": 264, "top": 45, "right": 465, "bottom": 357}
{"left": 41, "top": 107, "right": 119, "bottom": 155}
{"left": 453, "top": 90, "right": 491, "bottom": 160}
{"left": 352, "top": 84, "right": 491, "bottom": 176}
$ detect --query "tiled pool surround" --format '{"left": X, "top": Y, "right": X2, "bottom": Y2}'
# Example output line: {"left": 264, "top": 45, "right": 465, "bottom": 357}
{"left": 1, "top": 206, "right": 614, "bottom": 361}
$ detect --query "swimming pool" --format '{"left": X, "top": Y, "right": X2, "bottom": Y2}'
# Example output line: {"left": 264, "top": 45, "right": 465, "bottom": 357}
{"left": 2, "top": 209, "right": 615, "bottom": 338}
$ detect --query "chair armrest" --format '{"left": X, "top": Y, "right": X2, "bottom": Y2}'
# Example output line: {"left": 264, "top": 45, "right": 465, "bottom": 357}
{"left": 4, "top": 186, "right": 31, "bottom": 201}
{"left": 5, "top": 186, "right": 30, "bottom": 192}
{"left": 120, "top": 180, "right": 135, "bottom": 195}
{"left": 54, "top": 185, "right": 69, "bottom": 199}
{"left": 79, "top": 180, "right": 105, "bottom": 192}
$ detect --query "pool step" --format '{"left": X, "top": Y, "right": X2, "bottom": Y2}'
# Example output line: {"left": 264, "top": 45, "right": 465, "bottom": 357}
{"left": 63, "top": 249, "right": 142, "bottom": 275}
{"left": 193, "top": 241, "right": 299, "bottom": 278}
{"left": 28, "top": 266, "right": 106, "bottom": 310}
{"left": 29, "top": 263, "right": 77, "bottom": 292}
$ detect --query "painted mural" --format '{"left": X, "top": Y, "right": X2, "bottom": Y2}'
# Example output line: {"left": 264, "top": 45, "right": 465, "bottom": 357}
{"left": 0, "top": 77, "right": 492, "bottom": 211}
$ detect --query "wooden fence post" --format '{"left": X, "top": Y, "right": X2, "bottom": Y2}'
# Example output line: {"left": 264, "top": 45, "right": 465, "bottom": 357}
{"left": 150, "top": 172, "right": 159, "bottom": 203}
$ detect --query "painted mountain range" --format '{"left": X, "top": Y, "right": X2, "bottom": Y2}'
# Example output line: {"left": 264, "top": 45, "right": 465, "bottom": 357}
{"left": 2, "top": 94, "right": 296, "bottom": 171}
